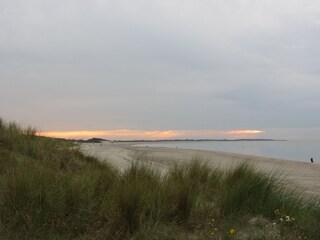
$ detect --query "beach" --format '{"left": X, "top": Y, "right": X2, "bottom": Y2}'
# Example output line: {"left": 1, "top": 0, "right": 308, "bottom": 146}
{"left": 81, "top": 142, "right": 320, "bottom": 197}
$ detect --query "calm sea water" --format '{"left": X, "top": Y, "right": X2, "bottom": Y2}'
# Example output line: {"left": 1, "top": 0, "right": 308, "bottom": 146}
{"left": 135, "top": 140, "right": 320, "bottom": 163}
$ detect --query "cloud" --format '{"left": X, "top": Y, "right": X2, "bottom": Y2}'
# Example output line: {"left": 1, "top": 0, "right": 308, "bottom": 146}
{"left": 42, "top": 128, "right": 265, "bottom": 140}
{"left": 1, "top": 0, "right": 320, "bottom": 139}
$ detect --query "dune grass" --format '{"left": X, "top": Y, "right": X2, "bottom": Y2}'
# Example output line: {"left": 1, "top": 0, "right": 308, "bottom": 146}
{"left": 0, "top": 120, "right": 320, "bottom": 239}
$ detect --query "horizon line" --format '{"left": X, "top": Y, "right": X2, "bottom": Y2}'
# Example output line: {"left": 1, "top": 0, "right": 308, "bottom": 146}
{"left": 41, "top": 129, "right": 265, "bottom": 140}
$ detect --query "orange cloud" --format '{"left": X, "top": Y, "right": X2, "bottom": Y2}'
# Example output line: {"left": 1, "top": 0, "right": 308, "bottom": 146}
{"left": 41, "top": 129, "right": 265, "bottom": 140}
{"left": 145, "top": 130, "right": 183, "bottom": 138}
{"left": 41, "top": 131, "right": 107, "bottom": 138}
{"left": 224, "top": 130, "right": 265, "bottom": 138}
{"left": 41, "top": 129, "right": 183, "bottom": 140}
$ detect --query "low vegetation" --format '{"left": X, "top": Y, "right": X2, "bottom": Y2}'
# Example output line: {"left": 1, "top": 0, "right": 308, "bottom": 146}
{"left": 0, "top": 119, "right": 320, "bottom": 239}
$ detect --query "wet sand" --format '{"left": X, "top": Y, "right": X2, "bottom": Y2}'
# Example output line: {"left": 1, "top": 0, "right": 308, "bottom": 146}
{"left": 81, "top": 142, "right": 320, "bottom": 197}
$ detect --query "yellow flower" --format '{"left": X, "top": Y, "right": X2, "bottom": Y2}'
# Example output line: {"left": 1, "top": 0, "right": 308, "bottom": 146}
{"left": 230, "top": 228, "right": 235, "bottom": 235}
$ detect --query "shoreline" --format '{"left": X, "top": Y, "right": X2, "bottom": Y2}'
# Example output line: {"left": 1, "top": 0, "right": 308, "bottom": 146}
{"left": 132, "top": 140, "right": 319, "bottom": 164}
{"left": 81, "top": 141, "right": 320, "bottom": 197}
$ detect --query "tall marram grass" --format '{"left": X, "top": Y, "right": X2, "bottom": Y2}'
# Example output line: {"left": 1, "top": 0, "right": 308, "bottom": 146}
{"left": 218, "top": 162, "right": 302, "bottom": 216}
{"left": 1, "top": 119, "right": 320, "bottom": 239}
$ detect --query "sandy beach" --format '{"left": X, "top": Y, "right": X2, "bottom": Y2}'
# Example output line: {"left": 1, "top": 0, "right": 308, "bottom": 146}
{"left": 81, "top": 142, "right": 320, "bottom": 197}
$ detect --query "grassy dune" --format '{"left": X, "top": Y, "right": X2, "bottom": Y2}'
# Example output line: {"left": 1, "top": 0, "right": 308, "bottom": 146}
{"left": 0, "top": 120, "right": 320, "bottom": 239}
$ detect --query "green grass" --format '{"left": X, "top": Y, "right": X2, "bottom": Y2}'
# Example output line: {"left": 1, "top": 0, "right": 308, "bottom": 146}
{"left": 0, "top": 119, "right": 320, "bottom": 239}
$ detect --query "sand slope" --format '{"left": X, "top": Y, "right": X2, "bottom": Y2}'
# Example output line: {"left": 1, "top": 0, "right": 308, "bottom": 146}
{"left": 81, "top": 142, "right": 320, "bottom": 197}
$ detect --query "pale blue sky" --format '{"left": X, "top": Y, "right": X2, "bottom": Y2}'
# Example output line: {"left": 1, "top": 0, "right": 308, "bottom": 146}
{"left": 1, "top": 0, "right": 320, "bottom": 139}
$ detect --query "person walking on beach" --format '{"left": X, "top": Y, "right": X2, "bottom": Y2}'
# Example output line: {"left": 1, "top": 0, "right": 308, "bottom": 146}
{"left": 311, "top": 157, "right": 314, "bottom": 163}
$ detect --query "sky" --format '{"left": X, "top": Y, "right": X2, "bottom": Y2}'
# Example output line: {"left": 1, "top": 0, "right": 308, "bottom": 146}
{"left": 1, "top": 0, "right": 320, "bottom": 140}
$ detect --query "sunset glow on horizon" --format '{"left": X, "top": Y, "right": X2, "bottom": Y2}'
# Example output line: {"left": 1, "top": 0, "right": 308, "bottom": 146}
{"left": 42, "top": 129, "right": 265, "bottom": 140}
{"left": 41, "top": 130, "right": 183, "bottom": 140}
{"left": 224, "top": 130, "right": 265, "bottom": 138}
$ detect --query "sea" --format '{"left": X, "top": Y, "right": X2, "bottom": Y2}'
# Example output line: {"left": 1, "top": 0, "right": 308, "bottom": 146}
{"left": 135, "top": 140, "right": 320, "bottom": 163}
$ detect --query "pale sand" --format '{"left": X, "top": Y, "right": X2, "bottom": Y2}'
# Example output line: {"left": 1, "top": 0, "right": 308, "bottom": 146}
{"left": 81, "top": 142, "right": 320, "bottom": 197}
